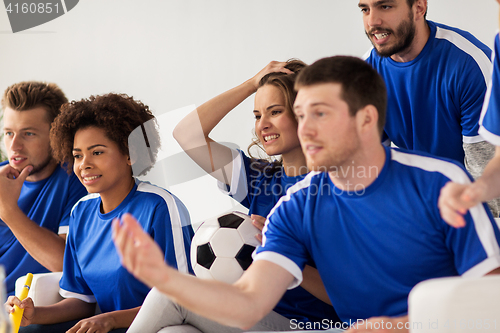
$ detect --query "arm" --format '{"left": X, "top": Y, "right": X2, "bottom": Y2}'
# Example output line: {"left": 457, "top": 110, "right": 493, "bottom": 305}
{"left": 6, "top": 296, "right": 95, "bottom": 326}
{"left": 464, "top": 141, "right": 500, "bottom": 217}
{"left": 439, "top": 146, "right": 500, "bottom": 227}
{"left": 0, "top": 164, "right": 65, "bottom": 271}
{"left": 66, "top": 307, "right": 140, "bottom": 333}
{"left": 113, "top": 213, "right": 293, "bottom": 329}
{"left": 173, "top": 61, "right": 292, "bottom": 186}
{"left": 252, "top": 214, "right": 331, "bottom": 305}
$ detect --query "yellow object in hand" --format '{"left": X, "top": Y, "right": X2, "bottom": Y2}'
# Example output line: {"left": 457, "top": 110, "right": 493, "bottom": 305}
{"left": 10, "top": 273, "right": 33, "bottom": 333}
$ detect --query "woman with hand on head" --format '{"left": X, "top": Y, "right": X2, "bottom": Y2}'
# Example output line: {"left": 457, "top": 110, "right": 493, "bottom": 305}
{"left": 6, "top": 93, "right": 193, "bottom": 333}
{"left": 125, "top": 60, "right": 340, "bottom": 333}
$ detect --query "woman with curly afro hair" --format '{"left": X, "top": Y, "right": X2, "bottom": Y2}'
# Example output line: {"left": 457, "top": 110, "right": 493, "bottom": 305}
{"left": 10, "top": 93, "right": 194, "bottom": 333}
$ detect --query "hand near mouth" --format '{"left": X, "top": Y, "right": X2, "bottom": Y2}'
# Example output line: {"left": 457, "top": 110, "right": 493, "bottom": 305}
{"left": 0, "top": 164, "right": 33, "bottom": 220}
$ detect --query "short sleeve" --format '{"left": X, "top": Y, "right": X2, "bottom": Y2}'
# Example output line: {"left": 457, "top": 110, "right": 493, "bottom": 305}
{"left": 59, "top": 212, "right": 96, "bottom": 303}
{"left": 58, "top": 173, "right": 88, "bottom": 234}
{"left": 254, "top": 188, "right": 309, "bottom": 289}
{"left": 479, "top": 33, "right": 500, "bottom": 146}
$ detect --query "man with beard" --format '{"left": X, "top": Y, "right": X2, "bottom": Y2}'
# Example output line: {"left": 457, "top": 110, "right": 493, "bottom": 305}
{"left": 360, "top": 0, "right": 500, "bottom": 216}
{"left": 0, "top": 81, "right": 87, "bottom": 296}
{"left": 112, "top": 56, "right": 500, "bottom": 333}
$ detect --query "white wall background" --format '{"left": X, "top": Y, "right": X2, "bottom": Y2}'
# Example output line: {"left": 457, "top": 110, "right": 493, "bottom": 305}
{"left": 1, "top": 0, "right": 498, "bottom": 228}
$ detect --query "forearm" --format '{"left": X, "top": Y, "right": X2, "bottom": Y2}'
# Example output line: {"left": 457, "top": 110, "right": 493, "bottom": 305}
{"left": 156, "top": 268, "right": 267, "bottom": 329}
{"left": 32, "top": 298, "right": 95, "bottom": 325}
{"left": 464, "top": 141, "right": 500, "bottom": 216}
{"left": 472, "top": 147, "right": 500, "bottom": 202}
{"left": 1, "top": 206, "right": 65, "bottom": 271}
{"left": 98, "top": 306, "right": 140, "bottom": 329}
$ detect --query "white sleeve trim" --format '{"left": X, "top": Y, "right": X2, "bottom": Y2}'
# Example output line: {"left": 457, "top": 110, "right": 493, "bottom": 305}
{"left": 435, "top": 26, "right": 491, "bottom": 85}
{"left": 461, "top": 255, "right": 500, "bottom": 277}
{"left": 58, "top": 225, "right": 69, "bottom": 235}
{"left": 216, "top": 149, "right": 248, "bottom": 201}
{"left": 478, "top": 126, "right": 500, "bottom": 146}
{"left": 253, "top": 251, "right": 303, "bottom": 290}
{"left": 362, "top": 47, "right": 373, "bottom": 60}
{"left": 391, "top": 149, "right": 500, "bottom": 259}
{"left": 462, "top": 134, "right": 485, "bottom": 144}
{"left": 136, "top": 180, "right": 191, "bottom": 274}
{"left": 59, "top": 288, "right": 96, "bottom": 303}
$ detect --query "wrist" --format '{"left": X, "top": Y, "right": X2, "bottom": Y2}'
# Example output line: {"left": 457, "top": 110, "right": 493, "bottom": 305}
{"left": 0, "top": 205, "right": 23, "bottom": 225}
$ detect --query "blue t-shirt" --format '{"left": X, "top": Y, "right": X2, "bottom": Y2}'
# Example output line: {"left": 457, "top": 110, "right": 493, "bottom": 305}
{"left": 59, "top": 179, "right": 194, "bottom": 313}
{"left": 218, "top": 150, "right": 339, "bottom": 324}
{"left": 366, "top": 20, "right": 492, "bottom": 164}
{"left": 0, "top": 162, "right": 87, "bottom": 295}
{"left": 256, "top": 146, "right": 500, "bottom": 323}
{"left": 479, "top": 33, "right": 500, "bottom": 145}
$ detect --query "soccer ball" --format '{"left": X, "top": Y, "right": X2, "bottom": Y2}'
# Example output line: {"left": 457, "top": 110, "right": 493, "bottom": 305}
{"left": 191, "top": 211, "right": 261, "bottom": 284}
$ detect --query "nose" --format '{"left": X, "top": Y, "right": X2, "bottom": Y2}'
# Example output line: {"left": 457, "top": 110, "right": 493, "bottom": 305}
{"left": 256, "top": 114, "right": 271, "bottom": 132}
{"left": 366, "top": 9, "right": 382, "bottom": 29}
{"left": 297, "top": 114, "right": 315, "bottom": 139}
{"left": 78, "top": 155, "right": 93, "bottom": 170}
{"left": 8, "top": 134, "right": 23, "bottom": 152}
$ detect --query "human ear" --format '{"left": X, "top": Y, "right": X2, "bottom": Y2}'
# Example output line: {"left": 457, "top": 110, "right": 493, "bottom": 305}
{"left": 356, "top": 105, "right": 378, "bottom": 135}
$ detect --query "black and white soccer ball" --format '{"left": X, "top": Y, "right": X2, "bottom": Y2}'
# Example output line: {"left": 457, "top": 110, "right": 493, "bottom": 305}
{"left": 190, "top": 211, "right": 261, "bottom": 284}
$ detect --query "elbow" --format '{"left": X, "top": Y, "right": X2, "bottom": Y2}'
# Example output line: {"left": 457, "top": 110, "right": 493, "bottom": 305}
{"left": 238, "top": 305, "right": 270, "bottom": 330}
{"left": 172, "top": 123, "right": 183, "bottom": 143}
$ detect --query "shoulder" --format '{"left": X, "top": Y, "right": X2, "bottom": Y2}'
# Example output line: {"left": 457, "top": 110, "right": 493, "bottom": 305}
{"left": 270, "top": 172, "right": 325, "bottom": 209}
{"left": 71, "top": 193, "right": 100, "bottom": 215}
{"left": 389, "top": 148, "right": 472, "bottom": 184}
{"left": 432, "top": 21, "right": 491, "bottom": 63}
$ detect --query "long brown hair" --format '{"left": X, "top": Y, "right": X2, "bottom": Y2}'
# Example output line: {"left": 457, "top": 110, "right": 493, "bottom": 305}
{"left": 247, "top": 59, "right": 306, "bottom": 173}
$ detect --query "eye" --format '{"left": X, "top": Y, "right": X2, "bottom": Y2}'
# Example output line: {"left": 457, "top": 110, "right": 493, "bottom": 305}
{"left": 381, "top": 5, "right": 392, "bottom": 10}
{"left": 25, "top": 132, "right": 35, "bottom": 136}
{"left": 271, "top": 110, "right": 283, "bottom": 116}
{"left": 93, "top": 150, "right": 103, "bottom": 156}
{"left": 73, "top": 154, "right": 82, "bottom": 159}
{"left": 4, "top": 131, "right": 13, "bottom": 137}
{"left": 254, "top": 115, "right": 261, "bottom": 120}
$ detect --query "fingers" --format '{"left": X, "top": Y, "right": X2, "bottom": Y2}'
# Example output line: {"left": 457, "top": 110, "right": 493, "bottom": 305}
{"left": 251, "top": 214, "right": 266, "bottom": 231}
{"left": 438, "top": 182, "right": 471, "bottom": 228}
{"left": 0, "top": 164, "right": 20, "bottom": 179}
{"left": 17, "top": 165, "right": 33, "bottom": 182}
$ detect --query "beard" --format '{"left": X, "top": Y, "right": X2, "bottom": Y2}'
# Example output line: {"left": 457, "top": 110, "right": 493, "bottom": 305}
{"left": 366, "top": 11, "right": 416, "bottom": 58}
{"left": 29, "top": 154, "right": 55, "bottom": 177}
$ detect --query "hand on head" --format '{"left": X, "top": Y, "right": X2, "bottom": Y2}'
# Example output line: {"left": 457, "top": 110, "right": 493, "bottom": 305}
{"left": 251, "top": 61, "right": 294, "bottom": 90}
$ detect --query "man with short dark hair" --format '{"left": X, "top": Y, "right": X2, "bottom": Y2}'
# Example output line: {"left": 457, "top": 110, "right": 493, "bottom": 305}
{"left": 111, "top": 56, "right": 500, "bottom": 333}
{"left": 360, "top": 0, "right": 500, "bottom": 216}
{"left": 0, "top": 81, "right": 87, "bottom": 295}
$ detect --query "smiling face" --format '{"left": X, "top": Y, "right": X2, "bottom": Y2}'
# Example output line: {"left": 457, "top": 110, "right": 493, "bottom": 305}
{"left": 73, "top": 126, "right": 134, "bottom": 212}
{"left": 359, "top": 0, "right": 416, "bottom": 58}
{"left": 3, "top": 106, "right": 57, "bottom": 181}
{"left": 294, "top": 83, "right": 361, "bottom": 173}
{"left": 253, "top": 84, "right": 302, "bottom": 159}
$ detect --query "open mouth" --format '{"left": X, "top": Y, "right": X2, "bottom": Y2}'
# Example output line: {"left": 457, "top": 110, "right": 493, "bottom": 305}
{"left": 83, "top": 175, "right": 102, "bottom": 181}
{"left": 264, "top": 134, "right": 280, "bottom": 142}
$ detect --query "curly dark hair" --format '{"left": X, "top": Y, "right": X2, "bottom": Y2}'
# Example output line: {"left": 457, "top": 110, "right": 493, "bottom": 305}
{"left": 50, "top": 93, "right": 161, "bottom": 176}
